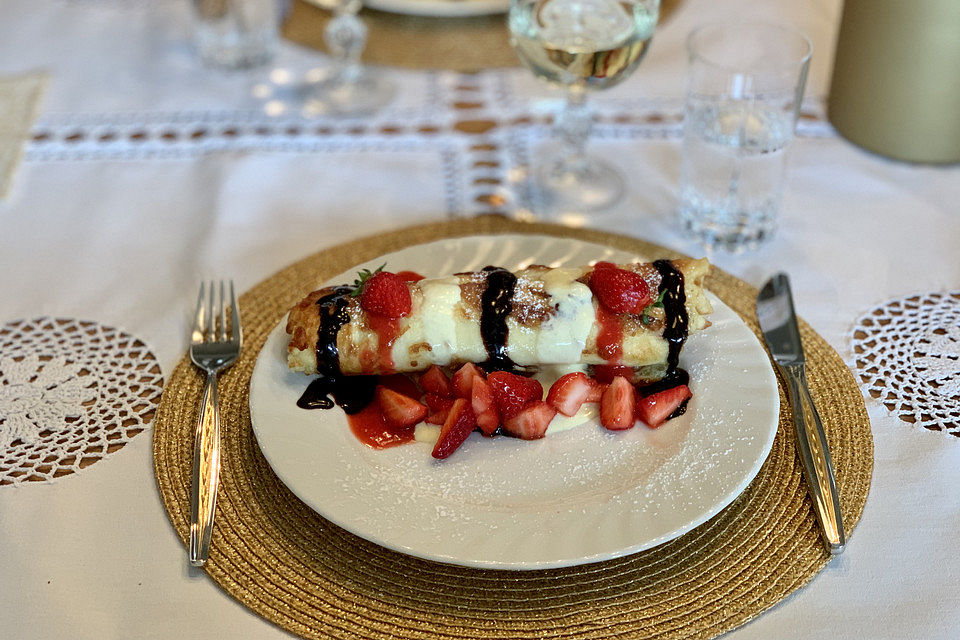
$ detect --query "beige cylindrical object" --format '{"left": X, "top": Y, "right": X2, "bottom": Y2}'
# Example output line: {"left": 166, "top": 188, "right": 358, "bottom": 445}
{"left": 828, "top": 0, "right": 960, "bottom": 163}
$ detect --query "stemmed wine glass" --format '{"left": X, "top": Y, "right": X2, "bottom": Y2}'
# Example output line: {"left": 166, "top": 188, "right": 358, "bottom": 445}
{"left": 306, "top": 0, "right": 395, "bottom": 116}
{"left": 509, "top": 0, "right": 659, "bottom": 211}
{"left": 255, "top": 0, "right": 394, "bottom": 117}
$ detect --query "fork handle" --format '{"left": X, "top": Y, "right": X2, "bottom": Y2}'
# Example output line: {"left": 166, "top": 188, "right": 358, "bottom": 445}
{"left": 189, "top": 370, "right": 222, "bottom": 567}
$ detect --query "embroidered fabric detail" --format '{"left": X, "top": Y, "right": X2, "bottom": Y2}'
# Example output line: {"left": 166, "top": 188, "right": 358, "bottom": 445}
{"left": 852, "top": 292, "right": 960, "bottom": 436}
{"left": 0, "top": 318, "right": 164, "bottom": 485}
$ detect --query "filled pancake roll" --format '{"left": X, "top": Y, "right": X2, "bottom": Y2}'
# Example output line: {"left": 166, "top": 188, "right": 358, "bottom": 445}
{"left": 286, "top": 259, "right": 712, "bottom": 379}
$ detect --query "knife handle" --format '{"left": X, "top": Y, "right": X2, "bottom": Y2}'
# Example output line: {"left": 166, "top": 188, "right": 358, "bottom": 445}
{"left": 779, "top": 363, "right": 846, "bottom": 555}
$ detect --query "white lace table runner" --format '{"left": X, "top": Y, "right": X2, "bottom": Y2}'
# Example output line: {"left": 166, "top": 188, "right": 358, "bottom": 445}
{"left": 853, "top": 292, "right": 960, "bottom": 437}
{"left": 23, "top": 78, "right": 833, "bottom": 218}
{"left": 0, "top": 318, "right": 163, "bottom": 486}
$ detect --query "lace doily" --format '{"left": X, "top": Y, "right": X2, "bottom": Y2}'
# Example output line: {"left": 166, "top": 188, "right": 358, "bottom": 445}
{"left": 0, "top": 317, "right": 164, "bottom": 485}
{"left": 853, "top": 292, "right": 960, "bottom": 436}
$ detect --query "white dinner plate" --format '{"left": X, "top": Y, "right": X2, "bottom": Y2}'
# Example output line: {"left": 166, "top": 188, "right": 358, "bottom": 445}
{"left": 249, "top": 235, "right": 780, "bottom": 569}
{"left": 305, "top": 0, "right": 508, "bottom": 18}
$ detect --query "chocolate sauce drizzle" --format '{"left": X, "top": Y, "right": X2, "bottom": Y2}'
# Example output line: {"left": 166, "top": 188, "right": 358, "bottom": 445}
{"left": 478, "top": 266, "right": 520, "bottom": 373}
{"left": 640, "top": 260, "right": 692, "bottom": 418}
{"left": 296, "top": 286, "right": 377, "bottom": 414}
{"left": 652, "top": 259, "right": 689, "bottom": 375}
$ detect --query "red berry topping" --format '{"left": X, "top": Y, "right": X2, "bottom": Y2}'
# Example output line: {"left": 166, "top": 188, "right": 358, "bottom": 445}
{"left": 424, "top": 393, "right": 455, "bottom": 415}
{"left": 546, "top": 372, "right": 594, "bottom": 417}
{"left": 592, "top": 365, "right": 636, "bottom": 384}
{"left": 378, "top": 373, "right": 420, "bottom": 399}
{"left": 425, "top": 409, "right": 450, "bottom": 425}
{"left": 600, "top": 376, "right": 636, "bottom": 430}
{"left": 432, "top": 398, "right": 477, "bottom": 459}
{"left": 502, "top": 401, "right": 555, "bottom": 440}
{"left": 375, "top": 387, "right": 428, "bottom": 430}
{"left": 471, "top": 377, "right": 501, "bottom": 436}
{"left": 420, "top": 365, "right": 453, "bottom": 398}
{"left": 360, "top": 271, "right": 412, "bottom": 319}
{"left": 395, "top": 271, "right": 424, "bottom": 282}
{"left": 486, "top": 371, "right": 544, "bottom": 420}
{"left": 636, "top": 384, "right": 692, "bottom": 428}
{"left": 585, "top": 377, "right": 606, "bottom": 403}
{"left": 593, "top": 261, "right": 617, "bottom": 270}
{"left": 452, "top": 362, "right": 485, "bottom": 399}
{"left": 590, "top": 267, "right": 652, "bottom": 314}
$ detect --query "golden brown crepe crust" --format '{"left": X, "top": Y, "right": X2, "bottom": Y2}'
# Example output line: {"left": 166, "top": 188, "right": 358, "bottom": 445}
{"left": 286, "top": 259, "right": 712, "bottom": 375}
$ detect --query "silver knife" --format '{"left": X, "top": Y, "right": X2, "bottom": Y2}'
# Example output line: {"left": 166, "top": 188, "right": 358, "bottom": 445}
{"left": 757, "top": 273, "right": 845, "bottom": 555}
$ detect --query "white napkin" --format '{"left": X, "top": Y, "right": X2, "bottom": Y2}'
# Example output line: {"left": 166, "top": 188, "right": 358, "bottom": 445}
{"left": 0, "top": 71, "right": 47, "bottom": 199}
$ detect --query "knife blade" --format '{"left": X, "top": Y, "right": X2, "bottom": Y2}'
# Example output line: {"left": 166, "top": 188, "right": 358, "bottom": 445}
{"left": 757, "top": 273, "right": 846, "bottom": 555}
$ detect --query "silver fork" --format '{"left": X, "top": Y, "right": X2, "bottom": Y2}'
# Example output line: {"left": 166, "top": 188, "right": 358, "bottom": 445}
{"left": 188, "top": 280, "right": 241, "bottom": 567}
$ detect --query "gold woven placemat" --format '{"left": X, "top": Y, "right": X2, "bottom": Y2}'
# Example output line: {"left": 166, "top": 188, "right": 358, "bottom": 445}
{"left": 283, "top": 0, "right": 683, "bottom": 72}
{"left": 153, "top": 215, "right": 873, "bottom": 640}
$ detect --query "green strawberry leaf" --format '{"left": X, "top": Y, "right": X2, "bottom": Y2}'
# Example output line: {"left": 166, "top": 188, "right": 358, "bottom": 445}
{"left": 641, "top": 290, "right": 666, "bottom": 324}
{"left": 349, "top": 263, "right": 386, "bottom": 297}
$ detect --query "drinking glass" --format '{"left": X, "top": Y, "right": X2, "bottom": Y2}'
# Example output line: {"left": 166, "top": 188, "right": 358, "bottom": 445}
{"left": 678, "top": 23, "right": 812, "bottom": 252}
{"left": 509, "top": 0, "right": 660, "bottom": 211}
{"left": 305, "top": 0, "right": 395, "bottom": 116}
{"left": 251, "top": 0, "right": 394, "bottom": 117}
{"left": 192, "top": 0, "right": 278, "bottom": 69}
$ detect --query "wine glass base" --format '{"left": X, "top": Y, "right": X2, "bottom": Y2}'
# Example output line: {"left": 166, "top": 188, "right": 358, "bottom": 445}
{"left": 303, "top": 69, "right": 396, "bottom": 117}
{"left": 251, "top": 65, "right": 395, "bottom": 118}
{"left": 535, "top": 156, "right": 625, "bottom": 212}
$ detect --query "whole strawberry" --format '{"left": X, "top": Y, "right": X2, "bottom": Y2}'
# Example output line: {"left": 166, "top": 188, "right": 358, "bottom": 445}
{"left": 360, "top": 271, "right": 412, "bottom": 318}
{"left": 590, "top": 267, "right": 651, "bottom": 314}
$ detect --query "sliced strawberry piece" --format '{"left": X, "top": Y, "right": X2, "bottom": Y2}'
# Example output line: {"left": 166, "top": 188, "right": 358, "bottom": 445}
{"left": 420, "top": 365, "right": 453, "bottom": 398}
{"left": 600, "top": 376, "right": 636, "bottom": 430}
{"left": 425, "top": 409, "right": 450, "bottom": 425}
{"left": 592, "top": 261, "right": 617, "bottom": 270}
{"left": 592, "top": 364, "right": 636, "bottom": 384}
{"left": 424, "top": 393, "right": 454, "bottom": 414}
{"left": 636, "top": 384, "right": 692, "bottom": 428}
{"left": 452, "top": 362, "right": 485, "bottom": 399}
{"left": 546, "top": 372, "right": 594, "bottom": 417}
{"left": 502, "top": 401, "right": 555, "bottom": 440}
{"left": 585, "top": 377, "right": 606, "bottom": 403}
{"left": 486, "top": 371, "right": 544, "bottom": 419}
{"left": 471, "top": 377, "right": 501, "bottom": 436}
{"left": 431, "top": 398, "right": 477, "bottom": 459}
{"left": 379, "top": 373, "right": 420, "bottom": 399}
{"left": 375, "top": 387, "right": 428, "bottom": 429}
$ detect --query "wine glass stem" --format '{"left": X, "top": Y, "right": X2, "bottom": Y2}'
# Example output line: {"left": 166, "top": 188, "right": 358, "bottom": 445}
{"left": 556, "top": 85, "right": 592, "bottom": 174}
{"left": 325, "top": 0, "right": 367, "bottom": 83}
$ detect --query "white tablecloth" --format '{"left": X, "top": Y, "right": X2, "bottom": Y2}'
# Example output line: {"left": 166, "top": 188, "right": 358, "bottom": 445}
{"left": 1, "top": 1, "right": 959, "bottom": 638}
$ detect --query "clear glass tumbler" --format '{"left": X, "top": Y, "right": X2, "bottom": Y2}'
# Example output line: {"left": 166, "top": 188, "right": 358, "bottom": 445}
{"left": 192, "top": 0, "right": 278, "bottom": 69}
{"left": 678, "top": 23, "right": 811, "bottom": 252}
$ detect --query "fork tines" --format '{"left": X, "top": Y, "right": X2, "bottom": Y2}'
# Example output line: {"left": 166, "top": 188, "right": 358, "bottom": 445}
{"left": 192, "top": 280, "right": 240, "bottom": 344}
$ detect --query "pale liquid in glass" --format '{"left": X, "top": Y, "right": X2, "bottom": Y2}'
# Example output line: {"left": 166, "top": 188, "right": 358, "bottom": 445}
{"left": 679, "top": 102, "right": 795, "bottom": 251}
{"left": 509, "top": 0, "right": 657, "bottom": 90}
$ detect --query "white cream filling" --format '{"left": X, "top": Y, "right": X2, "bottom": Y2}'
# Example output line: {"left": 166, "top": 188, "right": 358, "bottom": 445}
{"left": 390, "top": 277, "right": 463, "bottom": 368}
{"left": 507, "top": 269, "right": 595, "bottom": 366}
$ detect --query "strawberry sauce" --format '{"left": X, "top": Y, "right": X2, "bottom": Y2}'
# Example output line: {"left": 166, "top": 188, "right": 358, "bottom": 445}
{"left": 367, "top": 314, "right": 400, "bottom": 373}
{"left": 595, "top": 305, "right": 624, "bottom": 363}
{"left": 347, "top": 401, "right": 416, "bottom": 448}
